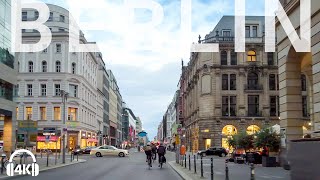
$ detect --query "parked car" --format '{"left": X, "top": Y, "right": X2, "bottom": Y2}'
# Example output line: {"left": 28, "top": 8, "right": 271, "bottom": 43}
{"left": 90, "top": 145, "right": 129, "bottom": 157}
{"left": 72, "top": 147, "right": 83, "bottom": 155}
{"left": 198, "top": 147, "right": 227, "bottom": 157}
{"left": 82, "top": 146, "right": 95, "bottom": 154}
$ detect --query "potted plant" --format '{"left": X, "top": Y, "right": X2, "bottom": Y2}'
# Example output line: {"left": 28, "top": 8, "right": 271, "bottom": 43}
{"left": 254, "top": 128, "right": 280, "bottom": 167}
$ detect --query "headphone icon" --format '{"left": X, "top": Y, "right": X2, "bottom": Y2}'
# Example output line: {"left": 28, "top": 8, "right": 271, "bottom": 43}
{"left": 6, "top": 149, "right": 39, "bottom": 177}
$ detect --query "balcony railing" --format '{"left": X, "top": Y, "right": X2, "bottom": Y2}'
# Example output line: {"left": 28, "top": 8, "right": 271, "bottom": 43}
{"left": 244, "top": 84, "right": 263, "bottom": 91}
{"left": 202, "top": 36, "right": 263, "bottom": 43}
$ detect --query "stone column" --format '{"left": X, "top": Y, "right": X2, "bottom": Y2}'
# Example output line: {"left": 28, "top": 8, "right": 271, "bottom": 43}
{"left": 4, "top": 115, "right": 16, "bottom": 156}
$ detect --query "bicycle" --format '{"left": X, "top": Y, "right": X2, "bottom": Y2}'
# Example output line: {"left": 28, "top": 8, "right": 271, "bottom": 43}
{"left": 0, "top": 154, "right": 16, "bottom": 170}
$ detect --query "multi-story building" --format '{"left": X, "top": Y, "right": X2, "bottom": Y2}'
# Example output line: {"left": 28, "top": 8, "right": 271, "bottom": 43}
{"left": 107, "top": 70, "right": 122, "bottom": 146}
{"left": 0, "top": 0, "right": 17, "bottom": 155}
{"left": 136, "top": 117, "right": 142, "bottom": 134}
{"left": 14, "top": 4, "right": 101, "bottom": 151}
{"left": 183, "top": 16, "right": 280, "bottom": 152}
{"left": 157, "top": 122, "right": 163, "bottom": 142}
{"left": 96, "top": 53, "right": 109, "bottom": 145}
{"left": 122, "top": 103, "right": 136, "bottom": 146}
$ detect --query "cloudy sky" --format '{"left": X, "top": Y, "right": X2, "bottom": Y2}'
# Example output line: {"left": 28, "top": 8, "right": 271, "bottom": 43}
{"left": 41, "top": 0, "right": 265, "bottom": 139}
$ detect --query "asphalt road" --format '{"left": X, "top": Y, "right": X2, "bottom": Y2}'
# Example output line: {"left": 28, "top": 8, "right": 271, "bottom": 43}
{"left": 10, "top": 150, "right": 182, "bottom": 180}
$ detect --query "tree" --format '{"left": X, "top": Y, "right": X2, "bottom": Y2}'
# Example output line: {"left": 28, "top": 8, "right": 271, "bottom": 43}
{"left": 254, "top": 128, "right": 280, "bottom": 152}
{"left": 234, "top": 131, "right": 254, "bottom": 152}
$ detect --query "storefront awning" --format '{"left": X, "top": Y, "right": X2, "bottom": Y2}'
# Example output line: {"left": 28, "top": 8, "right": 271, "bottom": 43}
{"left": 87, "top": 138, "right": 98, "bottom": 143}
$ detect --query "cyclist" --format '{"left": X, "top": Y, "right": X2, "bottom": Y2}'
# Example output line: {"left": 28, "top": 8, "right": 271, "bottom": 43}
{"left": 144, "top": 143, "right": 153, "bottom": 167}
{"left": 157, "top": 142, "right": 166, "bottom": 167}
{"left": 151, "top": 143, "right": 157, "bottom": 161}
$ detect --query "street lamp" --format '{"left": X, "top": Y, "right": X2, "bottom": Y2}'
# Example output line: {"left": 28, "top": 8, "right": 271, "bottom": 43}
{"left": 61, "top": 90, "right": 68, "bottom": 164}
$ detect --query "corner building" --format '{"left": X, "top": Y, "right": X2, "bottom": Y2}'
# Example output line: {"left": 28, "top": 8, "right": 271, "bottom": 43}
{"left": 183, "top": 16, "right": 280, "bottom": 152}
{"left": 14, "top": 4, "right": 102, "bottom": 151}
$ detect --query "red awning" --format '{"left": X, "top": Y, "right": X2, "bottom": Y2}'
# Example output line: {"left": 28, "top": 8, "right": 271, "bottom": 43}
{"left": 87, "top": 138, "right": 97, "bottom": 142}
{"left": 37, "top": 136, "right": 58, "bottom": 142}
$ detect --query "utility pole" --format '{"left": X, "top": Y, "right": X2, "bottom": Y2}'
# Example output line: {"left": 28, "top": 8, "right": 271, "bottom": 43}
{"left": 61, "top": 90, "right": 68, "bottom": 164}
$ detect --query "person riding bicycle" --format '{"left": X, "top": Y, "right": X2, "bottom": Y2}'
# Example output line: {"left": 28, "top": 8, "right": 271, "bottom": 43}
{"left": 157, "top": 143, "right": 166, "bottom": 167}
{"left": 144, "top": 143, "right": 153, "bottom": 167}
{"left": 151, "top": 143, "right": 157, "bottom": 160}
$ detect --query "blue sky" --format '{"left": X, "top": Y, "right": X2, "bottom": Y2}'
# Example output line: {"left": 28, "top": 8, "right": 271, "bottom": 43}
{"left": 41, "top": 0, "right": 265, "bottom": 139}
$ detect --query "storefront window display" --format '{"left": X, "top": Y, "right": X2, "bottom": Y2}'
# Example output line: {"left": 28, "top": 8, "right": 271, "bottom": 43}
{"left": 221, "top": 125, "right": 238, "bottom": 152}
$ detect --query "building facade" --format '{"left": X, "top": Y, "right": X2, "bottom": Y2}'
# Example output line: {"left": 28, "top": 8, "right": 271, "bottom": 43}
{"left": 14, "top": 4, "right": 101, "bottom": 151}
{"left": 277, "top": 0, "right": 319, "bottom": 142}
{"left": 0, "top": 0, "right": 17, "bottom": 155}
{"left": 183, "top": 16, "right": 280, "bottom": 152}
{"left": 122, "top": 103, "right": 137, "bottom": 147}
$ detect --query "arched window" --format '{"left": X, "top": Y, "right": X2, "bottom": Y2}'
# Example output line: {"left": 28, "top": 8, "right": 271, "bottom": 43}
{"left": 301, "top": 74, "right": 307, "bottom": 91}
{"left": 56, "top": 61, "right": 61, "bottom": 72}
{"left": 246, "top": 125, "right": 260, "bottom": 135}
{"left": 28, "top": 61, "right": 33, "bottom": 72}
{"left": 42, "top": 61, "right": 47, "bottom": 72}
{"left": 231, "top": 50, "right": 237, "bottom": 65}
{"left": 247, "top": 50, "right": 256, "bottom": 62}
{"left": 248, "top": 72, "right": 259, "bottom": 90}
{"left": 72, "top": 63, "right": 76, "bottom": 74}
{"left": 221, "top": 51, "right": 227, "bottom": 65}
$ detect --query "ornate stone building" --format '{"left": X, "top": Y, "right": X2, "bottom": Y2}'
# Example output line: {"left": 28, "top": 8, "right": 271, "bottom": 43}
{"left": 183, "top": 16, "right": 280, "bottom": 152}
{"left": 277, "top": 0, "right": 320, "bottom": 142}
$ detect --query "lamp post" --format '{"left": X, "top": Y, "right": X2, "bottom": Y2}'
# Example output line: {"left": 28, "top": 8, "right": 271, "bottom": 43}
{"left": 61, "top": 90, "right": 68, "bottom": 164}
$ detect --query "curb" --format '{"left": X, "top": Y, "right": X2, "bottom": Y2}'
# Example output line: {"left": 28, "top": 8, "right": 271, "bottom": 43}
{"left": 168, "top": 161, "right": 193, "bottom": 180}
{"left": 0, "top": 159, "right": 86, "bottom": 179}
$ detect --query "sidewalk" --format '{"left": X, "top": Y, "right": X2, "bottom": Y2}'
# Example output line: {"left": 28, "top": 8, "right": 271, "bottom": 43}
{"left": 0, "top": 153, "right": 86, "bottom": 179}
{"left": 169, "top": 152, "right": 290, "bottom": 180}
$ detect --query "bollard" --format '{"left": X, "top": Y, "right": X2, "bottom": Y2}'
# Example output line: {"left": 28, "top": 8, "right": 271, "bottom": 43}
{"left": 250, "top": 163, "right": 255, "bottom": 180}
{"left": 194, "top": 155, "right": 197, "bottom": 174}
{"left": 182, "top": 155, "right": 184, "bottom": 167}
{"left": 1, "top": 157, "right": 4, "bottom": 174}
{"left": 77, "top": 154, "right": 79, "bottom": 161}
{"left": 225, "top": 159, "right": 229, "bottom": 180}
{"left": 40, "top": 151, "right": 42, "bottom": 158}
{"left": 20, "top": 154, "right": 22, "bottom": 165}
{"left": 70, "top": 153, "right": 73, "bottom": 162}
{"left": 211, "top": 158, "right": 214, "bottom": 180}
{"left": 189, "top": 155, "right": 191, "bottom": 170}
{"left": 46, "top": 153, "right": 49, "bottom": 167}
{"left": 200, "top": 156, "right": 204, "bottom": 178}
{"left": 185, "top": 155, "right": 186, "bottom": 168}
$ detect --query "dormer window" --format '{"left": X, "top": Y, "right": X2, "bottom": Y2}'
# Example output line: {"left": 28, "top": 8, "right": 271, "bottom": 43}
{"left": 222, "top": 30, "right": 231, "bottom": 37}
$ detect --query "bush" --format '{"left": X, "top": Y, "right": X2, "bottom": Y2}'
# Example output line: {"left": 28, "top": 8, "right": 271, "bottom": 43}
{"left": 254, "top": 128, "right": 280, "bottom": 152}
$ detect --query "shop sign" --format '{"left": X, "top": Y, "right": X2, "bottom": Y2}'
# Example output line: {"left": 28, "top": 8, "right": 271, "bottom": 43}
{"left": 66, "top": 121, "right": 79, "bottom": 128}
{"left": 43, "top": 133, "right": 55, "bottom": 136}
{"left": 37, "top": 136, "right": 58, "bottom": 142}
{"left": 43, "top": 127, "right": 56, "bottom": 133}
{"left": 17, "top": 120, "right": 38, "bottom": 133}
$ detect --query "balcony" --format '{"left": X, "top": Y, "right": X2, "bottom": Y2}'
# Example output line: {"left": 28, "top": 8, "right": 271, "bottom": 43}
{"left": 244, "top": 84, "right": 263, "bottom": 93}
{"left": 0, "top": 48, "right": 14, "bottom": 69}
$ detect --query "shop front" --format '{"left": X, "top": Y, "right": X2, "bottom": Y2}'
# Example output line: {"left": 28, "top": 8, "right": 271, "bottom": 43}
{"left": 37, "top": 135, "right": 60, "bottom": 152}
{"left": 68, "top": 131, "right": 78, "bottom": 151}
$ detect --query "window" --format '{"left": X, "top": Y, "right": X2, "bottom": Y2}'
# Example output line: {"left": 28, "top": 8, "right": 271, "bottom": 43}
{"left": 231, "top": 50, "right": 237, "bottom": 65}
{"left": 223, "top": 30, "right": 231, "bottom": 37}
{"left": 58, "top": 28, "right": 65, "bottom": 32}
{"left": 54, "top": 107, "right": 61, "bottom": 120}
{"left": 270, "top": 96, "right": 277, "bottom": 116}
{"left": 28, "top": 61, "right": 34, "bottom": 72}
{"left": 301, "top": 74, "right": 307, "bottom": 91}
{"left": 34, "top": 11, "right": 39, "bottom": 20}
{"left": 221, "top": 51, "right": 227, "bottom": 65}
{"left": 59, "top": 15, "right": 65, "bottom": 22}
{"left": 49, "top": 12, "right": 53, "bottom": 21}
{"left": 22, "top": 12, "right": 27, "bottom": 21}
{"left": 222, "top": 74, "right": 229, "bottom": 90}
{"left": 42, "top": 45, "right": 48, "bottom": 53}
{"left": 277, "top": 74, "right": 279, "bottom": 90}
{"left": 56, "top": 61, "right": 61, "bottom": 72}
{"left": 72, "top": 63, "right": 76, "bottom": 74}
{"left": 69, "top": 84, "right": 78, "bottom": 97}
{"left": 252, "top": 26, "right": 258, "bottom": 37}
{"left": 248, "top": 72, "right": 259, "bottom": 89}
{"left": 14, "top": 85, "right": 19, "bottom": 97}
{"left": 27, "top": 84, "right": 33, "bottom": 96}
{"left": 56, "top": 44, "right": 61, "bottom": 53}
{"left": 247, "top": 50, "right": 256, "bottom": 62}
{"left": 40, "top": 107, "right": 46, "bottom": 120}
{"left": 302, "top": 96, "right": 308, "bottom": 117}
{"left": 55, "top": 84, "right": 61, "bottom": 96}
{"left": 269, "top": 74, "right": 276, "bottom": 90}
{"left": 41, "top": 84, "right": 47, "bottom": 96}
{"left": 68, "top": 108, "right": 77, "bottom": 121}
{"left": 42, "top": 61, "right": 47, "bottom": 72}
{"left": 222, "top": 96, "right": 237, "bottom": 116}
{"left": 268, "top": 52, "right": 274, "bottom": 65}
{"left": 245, "top": 26, "right": 250, "bottom": 37}
{"left": 230, "top": 74, "right": 237, "bottom": 90}
{"left": 26, "top": 107, "right": 32, "bottom": 120}
{"left": 248, "top": 95, "right": 259, "bottom": 116}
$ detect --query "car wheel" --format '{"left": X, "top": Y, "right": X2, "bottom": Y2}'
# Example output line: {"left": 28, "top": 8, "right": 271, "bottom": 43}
{"left": 119, "top": 152, "right": 125, "bottom": 157}
{"left": 96, "top": 152, "right": 102, "bottom": 157}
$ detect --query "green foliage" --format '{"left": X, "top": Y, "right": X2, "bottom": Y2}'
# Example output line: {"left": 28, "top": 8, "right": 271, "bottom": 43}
{"left": 228, "top": 131, "right": 254, "bottom": 152}
{"left": 226, "top": 138, "right": 236, "bottom": 149}
{"left": 254, "top": 128, "right": 280, "bottom": 152}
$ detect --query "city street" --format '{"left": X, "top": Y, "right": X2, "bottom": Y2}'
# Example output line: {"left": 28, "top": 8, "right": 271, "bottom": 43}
{"left": 9, "top": 150, "right": 181, "bottom": 180}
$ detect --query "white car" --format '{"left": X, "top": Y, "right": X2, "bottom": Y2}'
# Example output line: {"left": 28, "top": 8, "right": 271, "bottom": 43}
{"left": 90, "top": 145, "right": 129, "bottom": 157}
